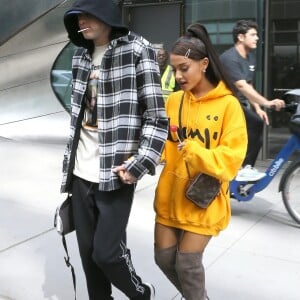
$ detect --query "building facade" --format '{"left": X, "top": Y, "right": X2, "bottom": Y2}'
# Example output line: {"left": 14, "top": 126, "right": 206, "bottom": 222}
{"left": 1, "top": 0, "right": 300, "bottom": 159}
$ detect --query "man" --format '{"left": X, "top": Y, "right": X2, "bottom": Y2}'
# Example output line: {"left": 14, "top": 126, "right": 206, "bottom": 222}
{"left": 220, "top": 20, "right": 285, "bottom": 181}
{"left": 156, "top": 47, "right": 180, "bottom": 101}
{"left": 61, "top": 0, "right": 168, "bottom": 299}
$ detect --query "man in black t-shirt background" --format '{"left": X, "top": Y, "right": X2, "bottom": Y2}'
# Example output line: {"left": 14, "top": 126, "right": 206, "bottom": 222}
{"left": 220, "top": 20, "right": 285, "bottom": 181}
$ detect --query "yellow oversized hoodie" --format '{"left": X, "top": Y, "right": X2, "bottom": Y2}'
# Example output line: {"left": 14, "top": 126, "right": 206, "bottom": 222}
{"left": 154, "top": 81, "right": 247, "bottom": 236}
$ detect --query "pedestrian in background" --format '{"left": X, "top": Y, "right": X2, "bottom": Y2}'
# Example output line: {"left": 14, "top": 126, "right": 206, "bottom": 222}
{"left": 61, "top": 0, "right": 168, "bottom": 299}
{"left": 154, "top": 23, "right": 247, "bottom": 300}
{"left": 156, "top": 46, "right": 180, "bottom": 101}
{"left": 220, "top": 19, "right": 285, "bottom": 181}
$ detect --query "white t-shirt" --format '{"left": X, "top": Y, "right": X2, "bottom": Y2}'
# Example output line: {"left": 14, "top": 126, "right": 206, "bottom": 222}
{"left": 73, "top": 44, "right": 107, "bottom": 183}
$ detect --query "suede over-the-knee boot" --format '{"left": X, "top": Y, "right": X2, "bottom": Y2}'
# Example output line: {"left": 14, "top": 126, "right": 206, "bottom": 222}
{"left": 154, "top": 245, "right": 183, "bottom": 294}
{"left": 175, "top": 251, "right": 207, "bottom": 300}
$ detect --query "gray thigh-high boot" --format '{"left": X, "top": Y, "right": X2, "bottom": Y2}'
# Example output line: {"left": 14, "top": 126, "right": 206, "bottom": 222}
{"left": 175, "top": 251, "right": 207, "bottom": 300}
{"left": 154, "top": 245, "right": 183, "bottom": 294}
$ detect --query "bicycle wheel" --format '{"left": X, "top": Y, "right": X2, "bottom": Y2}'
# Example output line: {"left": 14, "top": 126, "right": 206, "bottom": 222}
{"left": 281, "top": 160, "right": 300, "bottom": 224}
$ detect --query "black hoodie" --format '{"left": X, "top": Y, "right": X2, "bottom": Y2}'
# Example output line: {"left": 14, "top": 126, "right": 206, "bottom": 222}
{"left": 64, "top": 0, "right": 129, "bottom": 51}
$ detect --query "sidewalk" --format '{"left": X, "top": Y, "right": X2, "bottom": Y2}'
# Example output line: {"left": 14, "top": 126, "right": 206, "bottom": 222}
{"left": 0, "top": 116, "right": 300, "bottom": 299}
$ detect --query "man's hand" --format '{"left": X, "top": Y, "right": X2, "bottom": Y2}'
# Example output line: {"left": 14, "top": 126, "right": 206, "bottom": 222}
{"left": 255, "top": 107, "right": 269, "bottom": 125}
{"left": 265, "top": 98, "right": 285, "bottom": 111}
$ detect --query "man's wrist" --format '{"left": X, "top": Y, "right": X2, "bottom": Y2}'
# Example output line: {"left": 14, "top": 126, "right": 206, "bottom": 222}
{"left": 255, "top": 105, "right": 265, "bottom": 113}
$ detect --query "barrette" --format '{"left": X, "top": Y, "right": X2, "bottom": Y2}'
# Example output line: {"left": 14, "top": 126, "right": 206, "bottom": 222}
{"left": 184, "top": 48, "right": 191, "bottom": 58}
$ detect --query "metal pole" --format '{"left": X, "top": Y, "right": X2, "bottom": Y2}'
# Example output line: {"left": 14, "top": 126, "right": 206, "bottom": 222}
{"left": 262, "top": 0, "right": 270, "bottom": 160}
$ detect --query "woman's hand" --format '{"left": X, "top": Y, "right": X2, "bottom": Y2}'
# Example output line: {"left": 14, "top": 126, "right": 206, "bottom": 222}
{"left": 177, "top": 141, "right": 186, "bottom": 151}
{"left": 112, "top": 165, "right": 137, "bottom": 184}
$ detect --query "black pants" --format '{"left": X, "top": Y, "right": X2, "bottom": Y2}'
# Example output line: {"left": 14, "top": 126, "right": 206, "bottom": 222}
{"left": 242, "top": 106, "right": 264, "bottom": 167}
{"left": 72, "top": 176, "right": 147, "bottom": 300}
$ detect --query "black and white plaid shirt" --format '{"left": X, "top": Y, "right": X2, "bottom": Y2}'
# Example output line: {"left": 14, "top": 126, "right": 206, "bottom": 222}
{"left": 61, "top": 32, "right": 168, "bottom": 192}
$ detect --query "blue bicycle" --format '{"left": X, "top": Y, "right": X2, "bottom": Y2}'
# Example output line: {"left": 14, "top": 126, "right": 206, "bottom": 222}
{"left": 230, "top": 90, "right": 300, "bottom": 224}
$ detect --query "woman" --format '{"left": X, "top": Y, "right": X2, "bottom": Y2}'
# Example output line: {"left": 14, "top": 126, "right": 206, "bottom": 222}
{"left": 154, "top": 23, "right": 247, "bottom": 300}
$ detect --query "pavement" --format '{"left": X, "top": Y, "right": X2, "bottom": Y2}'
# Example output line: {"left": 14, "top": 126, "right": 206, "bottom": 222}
{"left": 1, "top": 112, "right": 300, "bottom": 300}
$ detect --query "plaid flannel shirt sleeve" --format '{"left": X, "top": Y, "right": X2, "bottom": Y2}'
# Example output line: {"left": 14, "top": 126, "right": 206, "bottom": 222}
{"left": 124, "top": 44, "right": 168, "bottom": 178}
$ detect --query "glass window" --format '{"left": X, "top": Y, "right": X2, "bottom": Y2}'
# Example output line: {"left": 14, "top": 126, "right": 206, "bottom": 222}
{"left": 50, "top": 42, "right": 77, "bottom": 113}
{"left": 274, "top": 20, "right": 298, "bottom": 31}
{"left": 204, "top": 23, "right": 217, "bottom": 33}
{"left": 272, "top": 45, "right": 299, "bottom": 90}
{"left": 218, "top": 23, "right": 235, "bottom": 33}
{"left": 270, "top": 19, "right": 300, "bottom": 93}
{"left": 218, "top": 33, "right": 233, "bottom": 45}
{"left": 209, "top": 34, "right": 217, "bottom": 44}
{"left": 275, "top": 32, "right": 298, "bottom": 43}
{"left": 272, "top": 20, "right": 299, "bottom": 44}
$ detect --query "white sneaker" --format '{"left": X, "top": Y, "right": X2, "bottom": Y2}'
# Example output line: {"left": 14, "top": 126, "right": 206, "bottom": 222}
{"left": 144, "top": 282, "right": 155, "bottom": 299}
{"left": 235, "top": 165, "right": 266, "bottom": 182}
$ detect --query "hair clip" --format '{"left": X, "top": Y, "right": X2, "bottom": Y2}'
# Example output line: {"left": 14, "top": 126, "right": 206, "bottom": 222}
{"left": 184, "top": 48, "right": 191, "bottom": 58}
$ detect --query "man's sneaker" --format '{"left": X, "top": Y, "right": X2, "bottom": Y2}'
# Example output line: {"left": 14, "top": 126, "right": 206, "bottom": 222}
{"left": 235, "top": 165, "right": 266, "bottom": 182}
{"left": 143, "top": 283, "right": 155, "bottom": 300}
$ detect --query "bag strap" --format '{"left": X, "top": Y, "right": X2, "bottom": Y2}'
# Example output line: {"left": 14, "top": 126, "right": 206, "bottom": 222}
{"left": 178, "top": 92, "right": 192, "bottom": 179}
{"left": 178, "top": 92, "right": 185, "bottom": 140}
{"left": 62, "top": 234, "right": 77, "bottom": 300}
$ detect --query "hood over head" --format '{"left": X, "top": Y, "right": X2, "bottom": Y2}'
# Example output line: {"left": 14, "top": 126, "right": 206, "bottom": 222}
{"left": 64, "top": 0, "right": 129, "bottom": 50}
